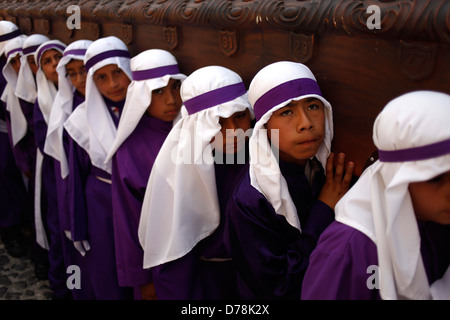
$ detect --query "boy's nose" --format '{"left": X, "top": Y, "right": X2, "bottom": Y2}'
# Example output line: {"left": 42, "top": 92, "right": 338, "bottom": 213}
{"left": 296, "top": 110, "right": 314, "bottom": 132}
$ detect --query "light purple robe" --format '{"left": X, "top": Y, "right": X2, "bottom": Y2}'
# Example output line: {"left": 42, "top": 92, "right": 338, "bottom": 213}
{"left": 67, "top": 97, "right": 132, "bottom": 300}
{"left": 111, "top": 115, "right": 173, "bottom": 298}
{"left": 301, "top": 220, "right": 450, "bottom": 300}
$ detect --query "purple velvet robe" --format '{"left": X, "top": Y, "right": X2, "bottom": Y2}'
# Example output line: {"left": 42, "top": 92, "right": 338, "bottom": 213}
{"left": 111, "top": 115, "right": 173, "bottom": 297}
{"left": 0, "top": 99, "right": 29, "bottom": 229}
{"left": 67, "top": 97, "right": 132, "bottom": 300}
{"left": 224, "top": 158, "right": 334, "bottom": 299}
{"left": 151, "top": 149, "right": 249, "bottom": 300}
{"left": 301, "top": 220, "right": 450, "bottom": 300}
{"left": 52, "top": 91, "right": 85, "bottom": 299}
{"left": 33, "top": 100, "right": 70, "bottom": 298}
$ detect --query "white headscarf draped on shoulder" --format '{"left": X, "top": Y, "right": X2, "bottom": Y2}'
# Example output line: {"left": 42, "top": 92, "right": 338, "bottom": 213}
{"left": 64, "top": 36, "right": 131, "bottom": 174}
{"left": 34, "top": 40, "right": 67, "bottom": 124}
{"left": 247, "top": 61, "right": 333, "bottom": 231}
{"left": 336, "top": 91, "right": 450, "bottom": 300}
{"left": 45, "top": 40, "right": 93, "bottom": 179}
{"left": 33, "top": 39, "right": 67, "bottom": 250}
{"left": 139, "top": 65, "right": 254, "bottom": 269}
{"left": 0, "top": 21, "right": 21, "bottom": 56}
{"left": 1, "top": 35, "right": 28, "bottom": 146}
{"left": 15, "top": 34, "right": 49, "bottom": 103}
{"left": 105, "top": 49, "right": 186, "bottom": 163}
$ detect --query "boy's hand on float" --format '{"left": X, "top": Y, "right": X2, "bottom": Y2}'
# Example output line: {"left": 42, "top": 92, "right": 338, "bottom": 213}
{"left": 318, "top": 152, "right": 354, "bottom": 210}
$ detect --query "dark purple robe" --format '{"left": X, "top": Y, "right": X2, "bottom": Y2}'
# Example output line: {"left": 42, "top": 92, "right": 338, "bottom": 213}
{"left": 0, "top": 56, "right": 30, "bottom": 232}
{"left": 151, "top": 149, "right": 249, "bottom": 300}
{"left": 111, "top": 115, "right": 172, "bottom": 298}
{"left": 0, "top": 100, "right": 29, "bottom": 229}
{"left": 224, "top": 158, "right": 334, "bottom": 299}
{"left": 33, "top": 100, "right": 70, "bottom": 298}
{"left": 301, "top": 220, "right": 450, "bottom": 300}
{"left": 52, "top": 91, "right": 85, "bottom": 299}
{"left": 67, "top": 97, "right": 132, "bottom": 300}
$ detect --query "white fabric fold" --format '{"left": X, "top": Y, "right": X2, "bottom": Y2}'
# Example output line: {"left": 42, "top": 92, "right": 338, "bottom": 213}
{"left": 139, "top": 65, "right": 253, "bottom": 269}
{"left": 105, "top": 49, "right": 186, "bottom": 163}
{"left": 64, "top": 36, "right": 131, "bottom": 174}
{"left": 44, "top": 40, "right": 92, "bottom": 178}
{"left": 15, "top": 34, "right": 49, "bottom": 103}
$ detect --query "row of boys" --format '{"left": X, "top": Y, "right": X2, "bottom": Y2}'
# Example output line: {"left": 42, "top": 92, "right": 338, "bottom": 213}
{"left": 0, "top": 21, "right": 448, "bottom": 300}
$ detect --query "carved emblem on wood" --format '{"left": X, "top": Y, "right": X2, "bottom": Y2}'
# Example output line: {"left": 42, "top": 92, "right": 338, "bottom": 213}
{"left": 289, "top": 32, "right": 314, "bottom": 63}
{"left": 163, "top": 26, "right": 178, "bottom": 50}
{"left": 398, "top": 40, "right": 437, "bottom": 81}
{"left": 122, "top": 24, "right": 133, "bottom": 45}
{"left": 219, "top": 30, "right": 238, "bottom": 57}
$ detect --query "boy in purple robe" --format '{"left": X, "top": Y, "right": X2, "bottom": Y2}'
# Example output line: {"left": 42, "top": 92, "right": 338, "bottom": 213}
{"left": 138, "top": 66, "right": 254, "bottom": 299}
{"left": 0, "top": 22, "right": 29, "bottom": 258}
{"left": 223, "top": 61, "right": 355, "bottom": 299}
{"left": 33, "top": 40, "right": 72, "bottom": 299}
{"left": 105, "top": 49, "right": 186, "bottom": 300}
{"left": 64, "top": 36, "right": 133, "bottom": 300}
{"left": 44, "top": 40, "right": 93, "bottom": 300}
{"left": 301, "top": 91, "right": 450, "bottom": 300}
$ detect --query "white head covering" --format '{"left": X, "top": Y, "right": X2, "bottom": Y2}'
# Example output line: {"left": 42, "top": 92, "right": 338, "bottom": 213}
{"left": 64, "top": 36, "right": 131, "bottom": 173}
{"left": 247, "top": 61, "right": 333, "bottom": 231}
{"left": 15, "top": 34, "right": 50, "bottom": 103}
{"left": 335, "top": 91, "right": 450, "bottom": 300}
{"left": 34, "top": 39, "right": 67, "bottom": 124}
{"left": 1, "top": 35, "right": 28, "bottom": 146}
{"left": 44, "top": 40, "right": 92, "bottom": 179}
{"left": 138, "top": 65, "right": 254, "bottom": 269}
{"left": 0, "top": 21, "right": 21, "bottom": 56}
{"left": 105, "top": 49, "right": 187, "bottom": 163}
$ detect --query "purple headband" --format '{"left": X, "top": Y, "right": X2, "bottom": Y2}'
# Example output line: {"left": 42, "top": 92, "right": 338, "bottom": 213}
{"left": 184, "top": 82, "right": 247, "bottom": 115}
{"left": 36, "top": 43, "right": 66, "bottom": 67}
{"left": 23, "top": 44, "right": 40, "bottom": 56}
{"left": 132, "top": 64, "right": 180, "bottom": 81}
{"left": 6, "top": 47, "right": 22, "bottom": 58}
{"left": 253, "top": 78, "right": 322, "bottom": 121}
{"left": 378, "top": 138, "right": 450, "bottom": 162}
{"left": 63, "top": 49, "right": 87, "bottom": 57}
{"left": 84, "top": 49, "right": 130, "bottom": 72}
{"left": 0, "top": 29, "right": 21, "bottom": 42}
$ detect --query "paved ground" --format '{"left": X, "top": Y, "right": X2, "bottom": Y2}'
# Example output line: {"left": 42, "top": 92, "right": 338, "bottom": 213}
{"left": 0, "top": 238, "right": 53, "bottom": 300}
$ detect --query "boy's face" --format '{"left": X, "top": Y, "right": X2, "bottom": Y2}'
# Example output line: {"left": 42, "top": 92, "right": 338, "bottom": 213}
{"left": 408, "top": 171, "right": 450, "bottom": 225}
{"left": 10, "top": 53, "right": 21, "bottom": 74}
{"left": 146, "top": 78, "right": 182, "bottom": 122}
{"left": 93, "top": 64, "right": 131, "bottom": 102}
{"left": 66, "top": 59, "right": 87, "bottom": 97}
{"left": 212, "top": 109, "right": 252, "bottom": 154}
{"left": 265, "top": 98, "right": 325, "bottom": 166}
{"left": 27, "top": 55, "right": 39, "bottom": 75}
{"left": 40, "top": 49, "right": 62, "bottom": 85}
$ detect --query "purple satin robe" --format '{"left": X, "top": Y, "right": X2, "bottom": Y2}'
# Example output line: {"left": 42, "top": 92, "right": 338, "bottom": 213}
{"left": 301, "top": 220, "right": 450, "bottom": 300}
{"left": 111, "top": 115, "right": 173, "bottom": 298}
{"left": 67, "top": 97, "right": 132, "bottom": 300}
{"left": 224, "top": 158, "right": 334, "bottom": 299}
{"left": 151, "top": 150, "right": 249, "bottom": 300}
{"left": 33, "top": 100, "right": 70, "bottom": 298}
